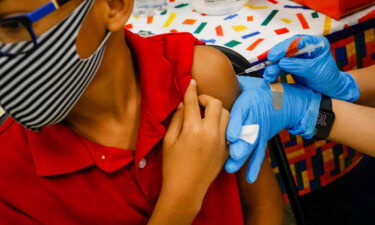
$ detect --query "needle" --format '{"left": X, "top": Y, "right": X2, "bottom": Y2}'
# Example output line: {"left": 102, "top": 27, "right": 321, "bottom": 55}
{"left": 237, "top": 40, "right": 325, "bottom": 76}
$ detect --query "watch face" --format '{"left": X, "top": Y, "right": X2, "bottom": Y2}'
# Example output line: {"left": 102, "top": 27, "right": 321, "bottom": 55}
{"left": 315, "top": 111, "right": 335, "bottom": 139}
{"left": 316, "top": 111, "right": 330, "bottom": 126}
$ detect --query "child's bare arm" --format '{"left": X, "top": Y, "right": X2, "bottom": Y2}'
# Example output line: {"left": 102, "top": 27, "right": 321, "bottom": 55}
{"left": 236, "top": 160, "right": 284, "bottom": 225}
{"left": 192, "top": 45, "right": 284, "bottom": 225}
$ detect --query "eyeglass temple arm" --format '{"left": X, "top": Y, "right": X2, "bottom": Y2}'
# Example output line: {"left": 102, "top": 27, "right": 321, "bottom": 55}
{"left": 27, "top": 2, "right": 58, "bottom": 23}
{"left": 27, "top": 0, "right": 71, "bottom": 23}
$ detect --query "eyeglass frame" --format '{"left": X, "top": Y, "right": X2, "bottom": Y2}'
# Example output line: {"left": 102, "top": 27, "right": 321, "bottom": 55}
{"left": 0, "top": 0, "right": 70, "bottom": 56}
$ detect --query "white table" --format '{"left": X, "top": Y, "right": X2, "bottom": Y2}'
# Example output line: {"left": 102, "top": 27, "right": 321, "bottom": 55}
{"left": 128, "top": 0, "right": 374, "bottom": 63}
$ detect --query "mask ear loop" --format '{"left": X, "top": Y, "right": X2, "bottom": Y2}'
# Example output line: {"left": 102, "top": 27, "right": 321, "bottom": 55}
{"left": 75, "top": 0, "right": 112, "bottom": 61}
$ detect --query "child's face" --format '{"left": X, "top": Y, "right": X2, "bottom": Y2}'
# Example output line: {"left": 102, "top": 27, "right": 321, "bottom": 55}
{"left": 0, "top": 0, "right": 132, "bottom": 58}
{"left": 0, "top": 0, "right": 135, "bottom": 130}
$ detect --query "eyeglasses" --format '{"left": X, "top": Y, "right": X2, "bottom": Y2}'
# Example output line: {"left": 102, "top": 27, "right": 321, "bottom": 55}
{"left": 0, "top": 0, "right": 69, "bottom": 56}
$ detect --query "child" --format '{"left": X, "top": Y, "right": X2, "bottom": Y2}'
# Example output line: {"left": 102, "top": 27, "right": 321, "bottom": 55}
{"left": 0, "top": 0, "right": 284, "bottom": 224}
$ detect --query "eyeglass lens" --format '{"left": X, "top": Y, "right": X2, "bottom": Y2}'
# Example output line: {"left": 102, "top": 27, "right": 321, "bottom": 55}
{"left": 0, "top": 19, "right": 36, "bottom": 55}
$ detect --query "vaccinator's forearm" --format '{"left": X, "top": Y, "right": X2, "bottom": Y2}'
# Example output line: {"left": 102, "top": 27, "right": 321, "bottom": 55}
{"left": 349, "top": 64, "right": 375, "bottom": 107}
{"left": 329, "top": 99, "right": 375, "bottom": 156}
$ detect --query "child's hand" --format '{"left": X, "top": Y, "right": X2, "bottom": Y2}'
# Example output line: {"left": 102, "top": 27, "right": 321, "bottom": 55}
{"left": 162, "top": 79, "right": 229, "bottom": 203}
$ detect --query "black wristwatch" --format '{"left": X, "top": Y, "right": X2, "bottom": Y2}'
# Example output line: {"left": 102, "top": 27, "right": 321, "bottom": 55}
{"left": 314, "top": 95, "right": 335, "bottom": 139}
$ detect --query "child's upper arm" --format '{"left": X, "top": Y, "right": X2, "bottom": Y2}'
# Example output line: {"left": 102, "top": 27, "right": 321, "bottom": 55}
{"left": 191, "top": 45, "right": 284, "bottom": 225}
{"left": 191, "top": 45, "right": 241, "bottom": 109}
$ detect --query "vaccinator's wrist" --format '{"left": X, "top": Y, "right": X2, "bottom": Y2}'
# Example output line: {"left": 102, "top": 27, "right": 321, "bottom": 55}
{"left": 333, "top": 71, "right": 360, "bottom": 102}
{"left": 282, "top": 83, "right": 322, "bottom": 138}
{"left": 314, "top": 95, "right": 335, "bottom": 139}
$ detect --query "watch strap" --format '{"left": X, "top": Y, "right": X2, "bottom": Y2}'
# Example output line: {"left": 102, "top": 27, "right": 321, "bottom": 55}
{"left": 314, "top": 95, "right": 335, "bottom": 139}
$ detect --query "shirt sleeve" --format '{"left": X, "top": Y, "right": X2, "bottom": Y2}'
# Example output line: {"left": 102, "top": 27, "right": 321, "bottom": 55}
{"left": 0, "top": 198, "right": 39, "bottom": 225}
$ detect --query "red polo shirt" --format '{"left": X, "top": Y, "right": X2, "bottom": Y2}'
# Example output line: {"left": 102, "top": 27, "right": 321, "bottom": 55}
{"left": 0, "top": 30, "right": 244, "bottom": 225}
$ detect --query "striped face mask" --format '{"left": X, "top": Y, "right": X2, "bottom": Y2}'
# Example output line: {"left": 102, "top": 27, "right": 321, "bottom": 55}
{"left": 0, "top": 0, "right": 110, "bottom": 131}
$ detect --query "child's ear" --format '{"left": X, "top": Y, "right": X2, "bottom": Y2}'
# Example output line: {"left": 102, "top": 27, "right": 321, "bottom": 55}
{"left": 105, "top": 0, "right": 134, "bottom": 32}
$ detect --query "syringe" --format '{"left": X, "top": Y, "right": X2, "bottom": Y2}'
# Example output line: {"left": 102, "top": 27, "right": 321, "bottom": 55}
{"left": 238, "top": 40, "right": 325, "bottom": 76}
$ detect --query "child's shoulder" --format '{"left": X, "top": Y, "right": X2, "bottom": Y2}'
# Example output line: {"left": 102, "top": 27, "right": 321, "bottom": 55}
{"left": 191, "top": 45, "right": 241, "bottom": 109}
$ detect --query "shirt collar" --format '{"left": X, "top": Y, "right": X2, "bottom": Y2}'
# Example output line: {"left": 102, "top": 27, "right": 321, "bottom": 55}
{"left": 26, "top": 123, "right": 94, "bottom": 177}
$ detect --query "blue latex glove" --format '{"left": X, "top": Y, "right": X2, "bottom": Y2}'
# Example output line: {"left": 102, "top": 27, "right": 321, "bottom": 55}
{"left": 263, "top": 35, "right": 360, "bottom": 102}
{"left": 225, "top": 76, "right": 321, "bottom": 183}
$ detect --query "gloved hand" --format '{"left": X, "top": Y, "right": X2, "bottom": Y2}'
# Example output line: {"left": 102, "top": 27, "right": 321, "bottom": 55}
{"left": 225, "top": 76, "right": 321, "bottom": 183}
{"left": 263, "top": 35, "right": 360, "bottom": 102}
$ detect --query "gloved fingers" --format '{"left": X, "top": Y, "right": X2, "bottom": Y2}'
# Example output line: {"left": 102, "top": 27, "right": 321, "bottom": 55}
{"left": 263, "top": 64, "right": 282, "bottom": 83}
{"left": 229, "top": 137, "right": 256, "bottom": 160}
{"left": 278, "top": 57, "right": 313, "bottom": 77}
{"left": 268, "top": 35, "right": 328, "bottom": 62}
{"left": 295, "top": 35, "right": 330, "bottom": 58}
{"left": 267, "top": 35, "right": 302, "bottom": 61}
{"left": 237, "top": 76, "right": 264, "bottom": 90}
{"left": 246, "top": 137, "right": 267, "bottom": 184}
{"left": 225, "top": 146, "right": 250, "bottom": 173}
{"left": 226, "top": 94, "right": 249, "bottom": 142}
{"left": 225, "top": 127, "right": 260, "bottom": 173}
